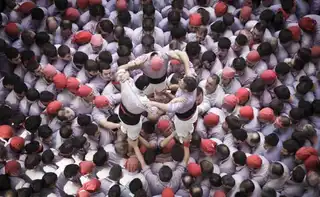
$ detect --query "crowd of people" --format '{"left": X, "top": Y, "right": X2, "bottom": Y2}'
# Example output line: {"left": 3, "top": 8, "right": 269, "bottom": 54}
{"left": 0, "top": 0, "right": 320, "bottom": 196}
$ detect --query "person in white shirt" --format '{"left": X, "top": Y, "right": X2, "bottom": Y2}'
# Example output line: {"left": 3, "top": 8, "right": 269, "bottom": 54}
{"left": 247, "top": 154, "right": 270, "bottom": 186}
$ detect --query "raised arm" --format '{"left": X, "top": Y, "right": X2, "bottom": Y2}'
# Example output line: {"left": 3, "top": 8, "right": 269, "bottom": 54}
{"left": 118, "top": 54, "right": 148, "bottom": 70}
{"left": 167, "top": 50, "right": 191, "bottom": 75}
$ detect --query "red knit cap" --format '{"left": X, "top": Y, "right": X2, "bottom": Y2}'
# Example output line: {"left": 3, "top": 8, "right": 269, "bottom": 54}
{"left": 162, "top": 188, "right": 174, "bottom": 197}
{"left": 10, "top": 136, "right": 25, "bottom": 151}
{"left": 239, "top": 106, "right": 254, "bottom": 120}
{"left": 187, "top": 163, "right": 202, "bottom": 177}
{"left": 296, "top": 147, "right": 318, "bottom": 161}
{"left": 246, "top": 155, "right": 262, "bottom": 168}
{"left": 189, "top": 13, "right": 202, "bottom": 26}
{"left": 0, "top": 125, "right": 13, "bottom": 139}
{"left": 288, "top": 26, "right": 301, "bottom": 41}
{"left": 5, "top": 23, "right": 20, "bottom": 38}
{"left": 299, "top": 17, "right": 317, "bottom": 32}
{"left": 260, "top": 70, "right": 277, "bottom": 84}
{"left": 200, "top": 139, "right": 217, "bottom": 155}
{"left": 215, "top": 2, "right": 228, "bottom": 17}
{"left": 235, "top": 88, "right": 250, "bottom": 103}
{"left": 203, "top": 113, "right": 220, "bottom": 127}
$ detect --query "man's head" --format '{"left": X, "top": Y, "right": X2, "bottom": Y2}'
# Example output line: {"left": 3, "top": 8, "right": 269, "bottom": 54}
{"left": 179, "top": 76, "right": 197, "bottom": 92}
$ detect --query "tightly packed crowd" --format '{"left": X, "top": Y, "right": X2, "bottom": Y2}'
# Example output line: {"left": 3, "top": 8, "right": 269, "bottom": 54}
{"left": 0, "top": 0, "right": 320, "bottom": 196}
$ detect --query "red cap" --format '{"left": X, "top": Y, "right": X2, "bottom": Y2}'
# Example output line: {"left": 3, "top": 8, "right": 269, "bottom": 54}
{"left": 67, "top": 77, "right": 80, "bottom": 91}
{"left": 260, "top": 70, "right": 277, "bottom": 83}
{"left": 82, "top": 178, "right": 101, "bottom": 192}
{"left": 77, "top": 0, "right": 89, "bottom": 9}
{"left": 187, "top": 163, "right": 202, "bottom": 177}
{"left": 246, "top": 155, "right": 262, "bottom": 168}
{"left": 162, "top": 138, "right": 176, "bottom": 154}
{"left": 150, "top": 56, "right": 164, "bottom": 71}
{"left": 64, "top": 7, "right": 80, "bottom": 22}
{"left": 116, "top": 0, "right": 128, "bottom": 10}
{"left": 170, "top": 59, "right": 181, "bottom": 65}
{"left": 200, "top": 139, "right": 217, "bottom": 155}
{"left": 311, "top": 46, "right": 320, "bottom": 58}
{"left": 53, "top": 73, "right": 67, "bottom": 89}
{"left": 240, "top": 6, "right": 252, "bottom": 20}
{"left": 258, "top": 107, "right": 275, "bottom": 122}
{"left": 288, "top": 26, "right": 301, "bottom": 41}
{"left": 46, "top": 101, "right": 62, "bottom": 115}
{"left": 203, "top": 113, "right": 220, "bottom": 127}
{"left": 80, "top": 161, "right": 95, "bottom": 175}
{"left": 5, "top": 23, "right": 20, "bottom": 38}
{"left": 89, "top": 0, "right": 102, "bottom": 5}
{"left": 157, "top": 119, "right": 171, "bottom": 133}
{"left": 162, "top": 188, "right": 174, "bottom": 197}
{"left": 246, "top": 50, "right": 261, "bottom": 62}
{"left": 235, "top": 88, "right": 250, "bottom": 103}
{"left": 223, "top": 94, "right": 239, "bottom": 107}
{"left": 215, "top": 2, "right": 228, "bottom": 17}
{"left": 73, "top": 31, "right": 93, "bottom": 45}
{"left": 222, "top": 67, "right": 236, "bottom": 79}
{"left": 239, "top": 106, "right": 254, "bottom": 120}
{"left": 17, "top": 1, "right": 36, "bottom": 14}
{"left": 189, "top": 13, "right": 202, "bottom": 26}
{"left": 93, "top": 96, "right": 110, "bottom": 108}
{"left": 0, "top": 125, "right": 13, "bottom": 139}
{"left": 304, "top": 155, "right": 320, "bottom": 171}
{"left": 299, "top": 17, "right": 317, "bottom": 32}
{"left": 10, "top": 136, "right": 25, "bottom": 151}
{"left": 77, "top": 85, "right": 93, "bottom": 97}
{"left": 296, "top": 147, "right": 318, "bottom": 161}
{"left": 214, "top": 190, "right": 226, "bottom": 197}
{"left": 5, "top": 160, "right": 21, "bottom": 175}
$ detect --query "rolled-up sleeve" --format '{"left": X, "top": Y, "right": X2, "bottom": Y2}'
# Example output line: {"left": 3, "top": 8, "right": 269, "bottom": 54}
{"left": 167, "top": 100, "right": 185, "bottom": 113}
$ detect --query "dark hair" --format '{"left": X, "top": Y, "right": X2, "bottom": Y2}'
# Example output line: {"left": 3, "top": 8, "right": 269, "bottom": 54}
{"left": 118, "top": 10, "right": 132, "bottom": 25}
{"left": 197, "top": 8, "right": 210, "bottom": 25}
{"left": 25, "top": 153, "right": 41, "bottom": 169}
{"left": 225, "top": 115, "right": 242, "bottom": 130}
{"left": 64, "top": 164, "right": 79, "bottom": 178}
{"left": 31, "top": 179, "right": 43, "bottom": 193}
{"left": 31, "top": 8, "right": 44, "bottom": 20}
{"left": 84, "top": 123, "right": 99, "bottom": 136}
{"left": 270, "top": 162, "right": 284, "bottom": 177}
{"left": 85, "top": 59, "right": 99, "bottom": 72}
{"left": 99, "top": 20, "right": 114, "bottom": 33}
{"left": 280, "top": 0, "right": 294, "bottom": 12}
{"left": 185, "top": 42, "right": 201, "bottom": 58}
{"left": 159, "top": 165, "right": 173, "bottom": 182}
{"left": 143, "top": 4, "right": 155, "bottom": 16}
{"left": 38, "top": 125, "right": 53, "bottom": 139}
{"left": 279, "top": 29, "right": 293, "bottom": 44}
{"left": 42, "top": 172, "right": 58, "bottom": 187}
{"left": 259, "top": 9, "right": 274, "bottom": 24}
{"left": 274, "top": 85, "right": 290, "bottom": 100}
{"left": 265, "top": 133, "right": 279, "bottom": 147}
{"left": 257, "top": 42, "right": 273, "bottom": 57}
{"left": 25, "top": 115, "right": 41, "bottom": 132}
{"left": 108, "top": 184, "right": 121, "bottom": 197}
{"left": 171, "top": 26, "right": 186, "bottom": 39}
{"left": 232, "top": 129, "right": 248, "bottom": 141}
{"left": 5, "top": 47, "right": 19, "bottom": 59}
{"left": 239, "top": 180, "right": 255, "bottom": 194}
{"left": 89, "top": 4, "right": 105, "bottom": 17}
{"left": 35, "top": 32, "right": 50, "bottom": 46}
{"left": 58, "top": 45, "right": 70, "bottom": 57}
{"left": 223, "top": 13, "right": 234, "bottom": 26}
{"left": 171, "top": 144, "right": 184, "bottom": 162}
{"left": 232, "top": 57, "right": 247, "bottom": 71}
{"left": 142, "top": 18, "right": 154, "bottom": 31}
{"left": 275, "top": 62, "right": 291, "bottom": 75}
{"left": 93, "top": 147, "right": 109, "bottom": 166}
{"left": 168, "top": 10, "right": 181, "bottom": 25}
{"left": 129, "top": 178, "right": 143, "bottom": 194}
{"left": 218, "top": 37, "right": 231, "bottom": 49}
{"left": 13, "top": 81, "right": 28, "bottom": 95}
{"left": 77, "top": 114, "right": 91, "bottom": 126}
{"left": 55, "top": 0, "right": 68, "bottom": 10}
{"left": 21, "top": 50, "right": 35, "bottom": 64}
{"left": 39, "top": 91, "right": 55, "bottom": 103}
{"left": 236, "top": 34, "right": 248, "bottom": 46}
{"left": 209, "top": 173, "right": 222, "bottom": 187}
{"left": 183, "top": 76, "right": 197, "bottom": 92}
{"left": 282, "top": 139, "right": 300, "bottom": 154}
{"left": 3, "top": 74, "right": 20, "bottom": 87}
{"left": 201, "top": 51, "right": 216, "bottom": 63}
{"left": 98, "top": 51, "right": 113, "bottom": 64}
{"left": 59, "top": 124, "right": 72, "bottom": 138}
{"left": 43, "top": 43, "right": 57, "bottom": 58}
{"left": 210, "top": 21, "right": 226, "bottom": 33}
{"left": 143, "top": 148, "right": 156, "bottom": 165}
{"left": 292, "top": 166, "right": 305, "bottom": 183}
{"left": 297, "top": 48, "right": 312, "bottom": 62}
{"left": 141, "top": 34, "right": 155, "bottom": 46}
{"left": 60, "top": 20, "right": 72, "bottom": 30}
{"left": 221, "top": 174, "right": 235, "bottom": 188}
{"left": 190, "top": 184, "right": 203, "bottom": 197}
{"left": 42, "top": 149, "right": 55, "bottom": 164}
{"left": 232, "top": 151, "right": 247, "bottom": 165}
{"left": 117, "top": 45, "right": 131, "bottom": 57}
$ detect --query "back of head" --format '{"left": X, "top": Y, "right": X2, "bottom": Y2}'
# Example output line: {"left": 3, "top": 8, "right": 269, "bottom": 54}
{"left": 209, "top": 173, "right": 222, "bottom": 187}
{"left": 239, "top": 179, "right": 255, "bottom": 194}
{"left": 270, "top": 162, "right": 284, "bottom": 177}
{"left": 159, "top": 165, "right": 173, "bottom": 182}
{"left": 190, "top": 184, "right": 203, "bottom": 197}
{"left": 182, "top": 173, "right": 194, "bottom": 188}
{"left": 108, "top": 184, "right": 121, "bottom": 197}
{"left": 135, "top": 74, "right": 150, "bottom": 91}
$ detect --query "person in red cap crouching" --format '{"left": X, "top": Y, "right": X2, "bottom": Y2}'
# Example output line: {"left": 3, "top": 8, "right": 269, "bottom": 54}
{"left": 298, "top": 15, "right": 320, "bottom": 46}
{"left": 247, "top": 154, "right": 270, "bottom": 186}
{"left": 245, "top": 50, "right": 267, "bottom": 75}
{"left": 221, "top": 94, "right": 239, "bottom": 116}
{"left": 70, "top": 84, "right": 96, "bottom": 115}
{"left": 34, "top": 64, "right": 58, "bottom": 93}
{"left": 120, "top": 49, "right": 191, "bottom": 96}
{"left": 239, "top": 105, "right": 260, "bottom": 132}
{"left": 92, "top": 95, "right": 121, "bottom": 130}
{"left": 219, "top": 67, "right": 241, "bottom": 94}
{"left": 128, "top": 137, "right": 190, "bottom": 196}
{"left": 196, "top": 108, "right": 225, "bottom": 140}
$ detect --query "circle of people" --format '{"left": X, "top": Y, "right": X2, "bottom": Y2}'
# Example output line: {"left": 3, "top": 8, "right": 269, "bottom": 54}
{"left": 0, "top": 0, "right": 320, "bottom": 196}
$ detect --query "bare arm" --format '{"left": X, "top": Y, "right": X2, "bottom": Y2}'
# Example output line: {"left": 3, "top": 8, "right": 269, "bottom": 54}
{"left": 118, "top": 55, "right": 148, "bottom": 70}
{"left": 98, "top": 120, "right": 120, "bottom": 130}
{"left": 183, "top": 146, "right": 190, "bottom": 165}
{"left": 167, "top": 50, "right": 190, "bottom": 75}
{"left": 160, "top": 133, "right": 174, "bottom": 148}
{"left": 138, "top": 136, "right": 155, "bottom": 149}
